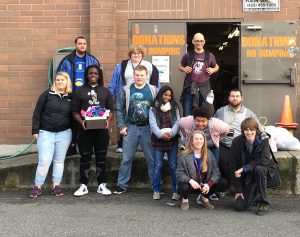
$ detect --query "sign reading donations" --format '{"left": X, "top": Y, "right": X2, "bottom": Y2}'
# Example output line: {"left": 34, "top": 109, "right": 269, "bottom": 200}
{"left": 132, "top": 34, "right": 186, "bottom": 56}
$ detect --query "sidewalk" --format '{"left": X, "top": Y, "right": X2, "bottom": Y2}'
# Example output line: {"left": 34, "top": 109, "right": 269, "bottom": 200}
{"left": 0, "top": 189, "right": 299, "bottom": 237}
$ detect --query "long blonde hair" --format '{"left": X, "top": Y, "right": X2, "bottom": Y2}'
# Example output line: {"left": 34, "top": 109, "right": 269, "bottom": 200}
{"left": 51, "top": 71, "right": 72, "bottom": 94}
{"left": 182, "top": 130, "right": 208, "bottom": 172}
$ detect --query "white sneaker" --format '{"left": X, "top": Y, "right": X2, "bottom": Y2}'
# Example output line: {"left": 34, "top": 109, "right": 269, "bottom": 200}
{"left": 74, "top": 184, "right": 88, "bottom": 197}
{"left": 97, "top": 183, "right": 112, "bottom": 196}
{"left": 116, "top": 148, "right": 123, "bottom": 153}
{"left": 172, "top": 193, "right": 180, "bottom": 201}
{"left": 196, "top": 194, "right": 202, "bottom": 205}
{"left": 209, "top": 193, "right": 219, "bottom": 201}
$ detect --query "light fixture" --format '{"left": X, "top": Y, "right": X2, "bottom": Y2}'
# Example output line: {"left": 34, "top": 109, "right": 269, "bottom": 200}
{"left": 218, "top": 41, "right": 228, "bottom": 50}
{"left": 228, "top": 27, "right": 240, "bottom": 38}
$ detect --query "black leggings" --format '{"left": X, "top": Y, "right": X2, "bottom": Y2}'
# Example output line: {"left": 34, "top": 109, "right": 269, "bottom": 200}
{"left": 178, "top": 178, "right": 228, "bottom": 199}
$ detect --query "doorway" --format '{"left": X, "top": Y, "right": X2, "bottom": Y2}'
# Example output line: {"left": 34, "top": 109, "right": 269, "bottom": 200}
{"left": 186, "top": 22, "right": 240, "bottom": 110}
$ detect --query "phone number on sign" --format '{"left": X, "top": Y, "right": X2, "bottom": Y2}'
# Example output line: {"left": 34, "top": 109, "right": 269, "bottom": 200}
{"left": 246, "top": 3, "right": 277, "bottom": 8}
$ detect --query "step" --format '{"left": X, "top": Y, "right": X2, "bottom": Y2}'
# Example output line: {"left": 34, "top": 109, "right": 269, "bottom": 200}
{"left": 0, "top": 146, "right": 299, "bottom": 195}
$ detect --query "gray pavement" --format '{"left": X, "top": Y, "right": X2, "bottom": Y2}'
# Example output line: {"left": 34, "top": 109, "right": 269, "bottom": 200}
{"left": 0, "top": 189, "right": 299, "bottom": 237}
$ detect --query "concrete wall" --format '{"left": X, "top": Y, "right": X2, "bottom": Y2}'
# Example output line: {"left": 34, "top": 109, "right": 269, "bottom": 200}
{"left": 1, "top": 150, "right": 300, "bottom": 195}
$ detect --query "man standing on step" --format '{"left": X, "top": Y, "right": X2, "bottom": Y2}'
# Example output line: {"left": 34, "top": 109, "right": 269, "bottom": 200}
{"left": 56, "top": 36, "right": 100, "bottom": 156}
{"left": 113, "top": 65, "right": 156, "bottom": 194}
{"left": 178, "top": 32, "right": 219, "bottom": 116}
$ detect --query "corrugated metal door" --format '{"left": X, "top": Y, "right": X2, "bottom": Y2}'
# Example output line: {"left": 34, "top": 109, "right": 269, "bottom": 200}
{"left": 240, "top": 21, "right": 298, "bottom": 125}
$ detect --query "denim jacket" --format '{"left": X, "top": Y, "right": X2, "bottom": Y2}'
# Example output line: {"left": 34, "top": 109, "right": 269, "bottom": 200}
{"left": 108, "top": 63, "right": 123, "bottom": 98}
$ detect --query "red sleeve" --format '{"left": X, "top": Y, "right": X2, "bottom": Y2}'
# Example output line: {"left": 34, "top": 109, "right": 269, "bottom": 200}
{"left": 207, "top": 180, "right": 215, "bottom": 188}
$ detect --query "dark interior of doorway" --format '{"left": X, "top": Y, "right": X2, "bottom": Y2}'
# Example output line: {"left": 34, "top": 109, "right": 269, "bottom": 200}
{"left": 187, "top": 22, "right": 240, "bottom": 110}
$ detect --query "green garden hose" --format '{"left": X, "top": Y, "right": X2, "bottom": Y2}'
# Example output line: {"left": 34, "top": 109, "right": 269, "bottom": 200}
{"left": 47, "top": 47, "right": 75, "bottom": 86}
{"left": 0, "top": 139, "right": 35, "bottom": 160}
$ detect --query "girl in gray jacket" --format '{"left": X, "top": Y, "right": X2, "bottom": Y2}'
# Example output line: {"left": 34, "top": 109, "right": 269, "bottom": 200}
{"left": 176, "top": 130, "right": 227, "bottom": 210}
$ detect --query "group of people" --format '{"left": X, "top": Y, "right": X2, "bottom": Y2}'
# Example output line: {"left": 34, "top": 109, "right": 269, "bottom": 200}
{"left": 29, "top": 34, "right": 278, "bottom": 216}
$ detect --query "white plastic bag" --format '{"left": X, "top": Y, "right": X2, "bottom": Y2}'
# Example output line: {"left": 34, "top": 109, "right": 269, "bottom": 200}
{"left": 265, "top": 126, "right": 300, "bottom": 151}
{"left": 264, "top": 126, "right": 278, "bottom": 152}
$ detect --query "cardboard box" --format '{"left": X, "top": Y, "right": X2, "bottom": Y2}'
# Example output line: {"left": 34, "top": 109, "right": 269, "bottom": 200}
{"left": 85, "top": 117, "right": 106, "bottom": 129}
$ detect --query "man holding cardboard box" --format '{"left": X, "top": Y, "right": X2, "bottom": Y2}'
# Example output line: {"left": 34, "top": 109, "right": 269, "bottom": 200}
{"left": 72, "top": 65, "right": 114, "bottom": 197}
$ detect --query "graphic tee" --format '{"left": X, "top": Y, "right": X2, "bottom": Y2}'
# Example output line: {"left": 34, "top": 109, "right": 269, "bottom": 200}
{"left": 74, "top": 55, "right": 86, "bottom": 90}
{"left": 181, "top": 51, "right": 216, "bottom": 84}
{"left": 127, "top": 84, "right": 153, "bottom": 125}
{"left": 191, "top": 52, "right": 209, "bottom": 84}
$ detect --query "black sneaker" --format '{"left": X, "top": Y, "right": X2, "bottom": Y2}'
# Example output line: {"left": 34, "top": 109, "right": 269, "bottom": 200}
{"left": 255, "top": 204, "right": 269, "bottom": 216}
{"left": 113, "top": 186, "right": 126, "bottom": 195}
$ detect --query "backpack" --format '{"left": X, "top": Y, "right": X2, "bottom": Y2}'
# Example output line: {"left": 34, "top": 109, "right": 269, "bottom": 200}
{"left": 187, "top": 50, "right": 211, "bottom": 68}
{"left": 180, "top": 50, "right": 211, "bottom": 105}
{"left": 182, "top": 50, "right": 211, "bottom": 88}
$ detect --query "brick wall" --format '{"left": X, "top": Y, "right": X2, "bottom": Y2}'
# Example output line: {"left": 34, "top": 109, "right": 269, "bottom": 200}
{"left": 1, "top": 0, "right": 300, "bottom": 144}
{"left": 0, "top": 0, "right": 90, "bottom": 144}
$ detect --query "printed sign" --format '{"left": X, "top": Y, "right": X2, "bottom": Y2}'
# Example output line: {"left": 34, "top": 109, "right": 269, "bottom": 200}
{"left": 242, "top": 36, "right": 297, "bottom": 58}
{"left": 132, "top": 34, "right": 185, "bottom": 55}
{"left": 152, "top": 56, "right": 170, "bottom": 83}
{"left": 243, "top": 0, "right": 280, "bottom": 11}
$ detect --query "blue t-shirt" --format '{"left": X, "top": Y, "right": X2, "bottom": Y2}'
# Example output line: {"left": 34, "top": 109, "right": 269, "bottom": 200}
{"left": 74, "top": 55, "right": 86, "bottom": 90}
{"left": 127, "top": 84, "right": 153, "bottom": 125}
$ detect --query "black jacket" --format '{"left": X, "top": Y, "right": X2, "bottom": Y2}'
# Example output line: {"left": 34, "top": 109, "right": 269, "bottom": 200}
{"left": 120, "top": 59, "right": 159, "bottom": 87}
{"left": 32, "top": 89, "right": 72, "bottom": 134}
{"left": 230, "top": 133, "right": 278, "bottom": 193}
{"left": 72, "top": 84, "right": 114, "bottom": 119}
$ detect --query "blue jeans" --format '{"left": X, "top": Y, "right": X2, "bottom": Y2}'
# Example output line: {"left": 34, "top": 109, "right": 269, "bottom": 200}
{"left": 153, "top": 143, "right": 178, "bottom": 194}
{"left": 183, "top": 88, "right": 193, "bottom": 116}
{"left": 117, "top": 124, "right": 154, "bottom": 190}
{"left": 35, "top": 129, "right": 72, "bottom": 186}
{"left": 183, "top": 88, "right": 204, "bottom": 116}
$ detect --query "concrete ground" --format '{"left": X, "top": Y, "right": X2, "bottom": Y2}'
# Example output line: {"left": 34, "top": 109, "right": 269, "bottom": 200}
{"left": 0, "top": 189, "right": 299, "bottom": 237}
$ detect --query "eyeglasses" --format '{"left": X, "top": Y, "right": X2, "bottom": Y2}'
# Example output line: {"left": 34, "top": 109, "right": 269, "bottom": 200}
{"left": 194, "top": 40, "right": 205, "bottom": 43}
{"left": 132, "top": 52, "right": 141, "bottom": 55}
